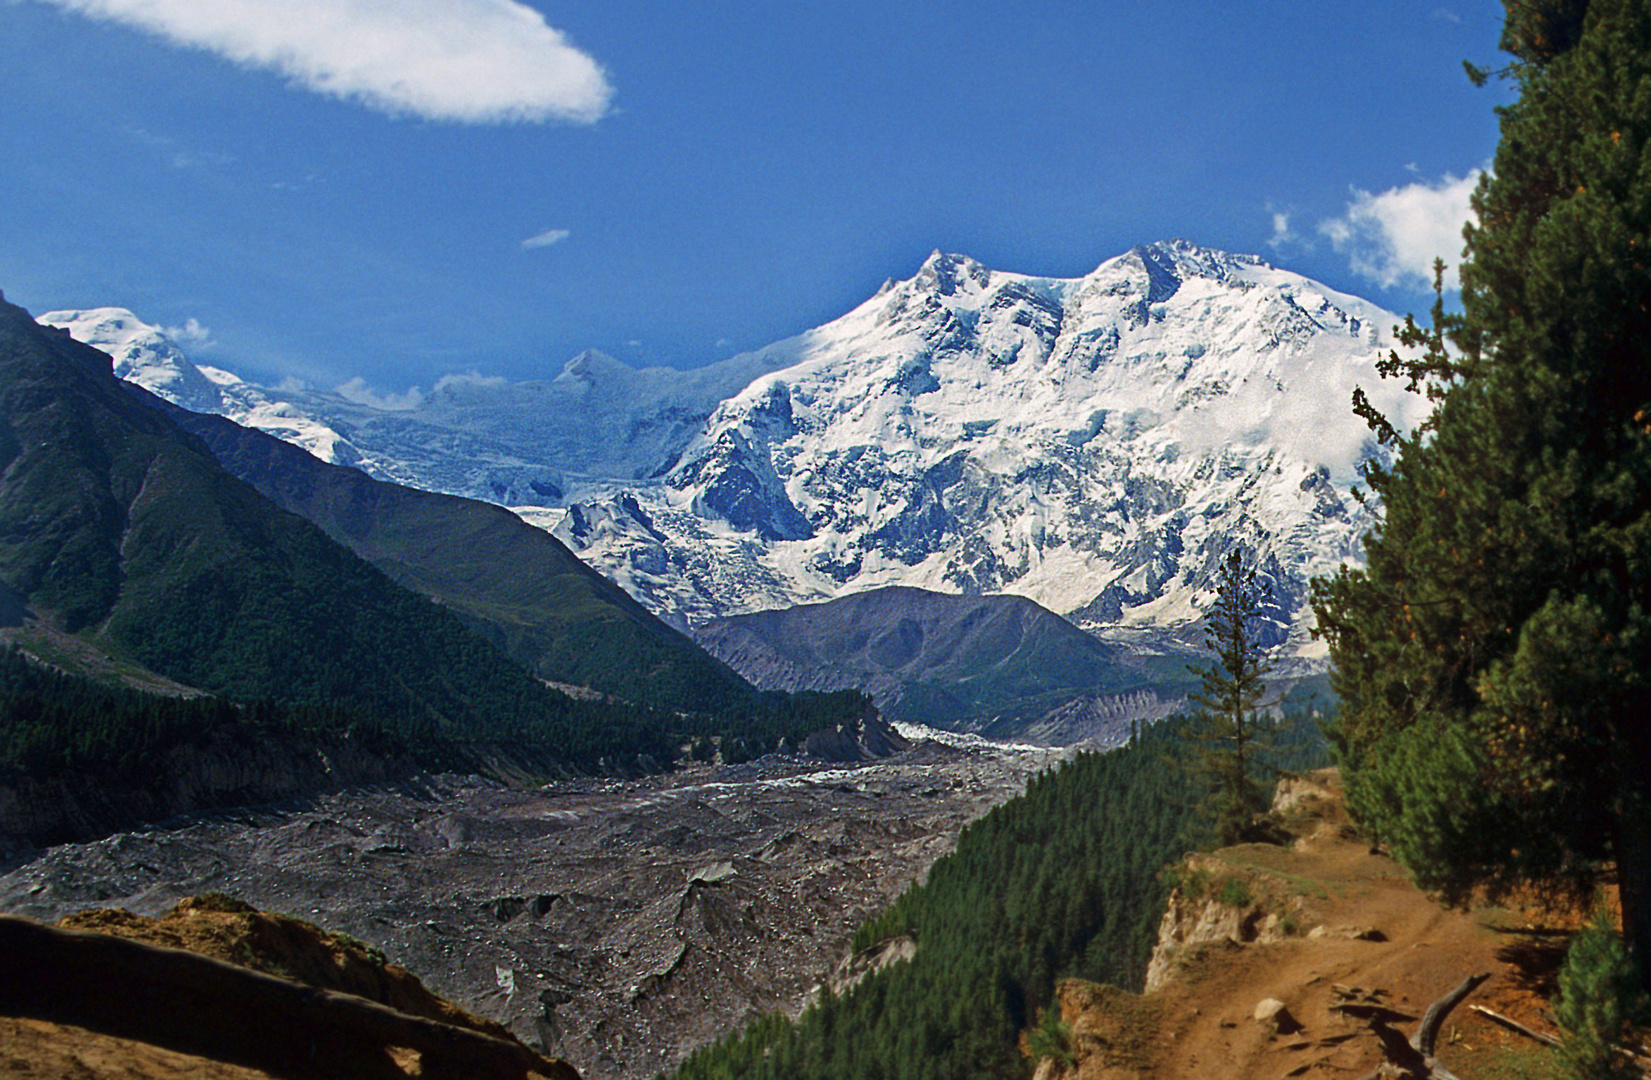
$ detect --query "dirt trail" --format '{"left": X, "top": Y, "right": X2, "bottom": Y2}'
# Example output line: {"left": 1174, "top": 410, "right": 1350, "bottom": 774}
{"left": 1051, "top": 771, "right": 1575, "bottom": 1080}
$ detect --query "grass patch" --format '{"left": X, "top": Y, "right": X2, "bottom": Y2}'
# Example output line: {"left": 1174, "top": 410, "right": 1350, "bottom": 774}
{"left": 1458, "top": 1044, "right": 1561, "bottom": 1079}
{"left": 1210, "top": 854, "right": 1334, "bottom": 900}
{"left": 1217, "top": 877, "right": 1253, "bottom": 908}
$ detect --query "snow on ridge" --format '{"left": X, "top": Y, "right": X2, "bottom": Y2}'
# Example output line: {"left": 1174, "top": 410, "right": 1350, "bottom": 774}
{"left": 559, "top": 240, "right": 1425, "bottom": 643}
{"left": 40, "top": 241, "right": 1425, "bottom": 655}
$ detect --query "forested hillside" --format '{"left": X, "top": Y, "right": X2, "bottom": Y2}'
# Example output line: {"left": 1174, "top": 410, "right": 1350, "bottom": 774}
{"left": 670, "top": 705, "right": 1328, "bottom": 1080}
{"left": 0, "top": 296, "right": 879, "bottom": 833}
{"left": 159, "top": 400, "right": 755, "bottom": 716}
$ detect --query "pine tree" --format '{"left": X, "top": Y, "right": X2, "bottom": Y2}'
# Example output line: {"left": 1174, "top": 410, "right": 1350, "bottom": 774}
{"left": 1556, "top": 903, "right": 1646, "bottom": 1080}
{"left": 1312, "top": 0, "right": 1651, "bottom": 981}
{"left": 1189, "top": 548, "right": 1276, "bottom": 846}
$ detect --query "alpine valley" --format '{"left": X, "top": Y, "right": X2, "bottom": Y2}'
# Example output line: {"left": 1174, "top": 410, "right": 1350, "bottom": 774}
{"left": 2, "top": 241, "right": 1445, "bottom": 1080}
{"left": 44, "top": 241, "right": 1426, "bottom": 676}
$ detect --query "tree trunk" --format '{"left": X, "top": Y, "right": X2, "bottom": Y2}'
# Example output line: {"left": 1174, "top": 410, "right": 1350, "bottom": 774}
{"left": 1614, "top": 753, "right": 1651, "bottom": 987}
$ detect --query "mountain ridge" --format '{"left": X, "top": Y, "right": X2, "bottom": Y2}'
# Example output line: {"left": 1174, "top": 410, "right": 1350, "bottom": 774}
{"left": 693, "top": 585, "right": 1189, "bottom": 739}
{"left": 153, "top": 399, "right": 756, "bottom": 714}
{"left": 44, "top": 241, "right": 1426, "bottom": 655}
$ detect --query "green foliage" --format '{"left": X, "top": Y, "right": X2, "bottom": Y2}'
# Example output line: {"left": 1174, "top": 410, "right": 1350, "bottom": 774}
{"left": 1216, "top": 877, "right": 1253, "bottom": 909}
{"left": 671, "top": 718, "right": 1209, "bottom": 1080}
{"left": 1311, "top": 0, "right": 1651, "bottom": 978}
{"left": 0, "top": 643, "right": 873, "bottom": 816}
{"left": 172, "top": 406, "right": 757, "bottom": 718}
{"left": 1556, "top": 904, "right": 1648, "bottom": 1080}
{"left": 1025, "top": 1007, "right": 1074, "bottom": 1069}
{"left": 1187, "top": 548, "right": 1278, "bottom": 845}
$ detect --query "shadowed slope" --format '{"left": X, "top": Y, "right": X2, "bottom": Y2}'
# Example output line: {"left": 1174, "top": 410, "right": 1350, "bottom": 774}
{"left": 0, "top": 295, "right": 640, "bottom": 745}
{"left": 158, "top": 401, "right": 754, "bottom": 714}
{"left": 695, "top": 585, "right": 1175, "bottom": 734}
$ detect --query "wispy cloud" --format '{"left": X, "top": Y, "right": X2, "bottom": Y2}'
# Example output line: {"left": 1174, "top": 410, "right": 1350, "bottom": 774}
{"left": 1319, "top": 170, "right": 1481, "bottom": 291}
{"left": 42, "top": 0, "right": 613, "bottom": 124}
{"left": 1431, "top": 7, "right": 1463, "bottom": 23}
{"left": 1265, "top": 208, "right": 1298, "bottom": 252}
{"left": 162, "top": 316, "right": 215, "bottom": 346}
{"left": 335, "top": 376, "right": 423, "bottom": 410}
{"left": 433, "top": 371, "right": 507, "bottom": 393}
{"left": 521, "top": 228, "right": 571, "bottom": 250}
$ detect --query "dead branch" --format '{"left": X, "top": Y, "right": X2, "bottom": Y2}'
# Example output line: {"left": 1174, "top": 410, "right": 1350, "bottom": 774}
{"left": 1349, "top": 973, "right": 1491, "bottom": 1080}
{"left": 1467, "top": 1004, "right": 1560, "bottom": 1047}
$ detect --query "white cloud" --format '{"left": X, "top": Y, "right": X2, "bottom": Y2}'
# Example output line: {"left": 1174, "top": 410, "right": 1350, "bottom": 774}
{"left": 41, "top": 0, "right": 613, "bottom": 124}
{"left": 162, "top": 316, "right": 214, "bottom": 346}
{"left": 1265, "top": 209, "right": 1297, "bottom": 252}
{"left": 335, "top": 376, "right": 424, "bottom": 410}
{"left": 433, "top": 370, "right": 507, "bottom": 393}
{"left": 521, "top": 228, "right": 571, "bottom": 250}
{"left": 1319, "top": 170, "right": 1481, "bottom": 291}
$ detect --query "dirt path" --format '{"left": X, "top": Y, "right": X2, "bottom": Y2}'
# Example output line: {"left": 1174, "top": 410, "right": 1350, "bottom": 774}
{"left": 1053, "top": 772, "right": 1572, "bottom": 1080}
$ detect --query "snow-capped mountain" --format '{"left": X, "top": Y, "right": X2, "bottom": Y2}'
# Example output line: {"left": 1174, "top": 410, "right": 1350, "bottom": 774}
{"left": 549, "top": 242, "right": 1425, "bottom": 652}
{"left": 38, "top": 307, "right": 790, "bottom": 505}
{"left": 44, "top": 241, "right": 1425, "bottom": 654}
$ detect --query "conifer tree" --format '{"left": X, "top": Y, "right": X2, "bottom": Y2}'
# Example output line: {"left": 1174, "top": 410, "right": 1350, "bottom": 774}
{"left": 1312, "top": 0, "right": 1651, "bottom": 981}
{"left": 1189, "top": 548, "right": 1276, "bottom": 845}
{"left": 1555, "top": 903, "right": 1646, "bottom": 1080}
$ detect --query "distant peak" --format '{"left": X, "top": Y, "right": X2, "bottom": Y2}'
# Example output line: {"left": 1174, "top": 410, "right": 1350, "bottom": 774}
{"left": 554, "top": 348, "right": 627, "bottom": 387}
{"left": 913, "top": 250, "right": 989, "bottom": 297}
{"left": 1124, "top": 240, "right": 1268, "bottom": 284}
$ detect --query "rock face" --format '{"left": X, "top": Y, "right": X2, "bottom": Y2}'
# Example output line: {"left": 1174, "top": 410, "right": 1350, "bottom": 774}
{"left": 50, "top": 242, "right": 1426, "bottom": 655}
{"left": 798, "top": 701, "right": 913, "bottom": 761}
{"left": 0, "top": 897, "right": 579, "bottom": 1080}
{"left": 824, "top": 934, "right": 917, "bottom": 997}
{"left": 1142, "top": 853, "right": 1293, "bottom": 994}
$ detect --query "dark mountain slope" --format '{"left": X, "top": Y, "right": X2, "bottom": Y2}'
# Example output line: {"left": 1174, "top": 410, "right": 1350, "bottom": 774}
{"left": 0, "top": 294, "right": 648, "bottom": 748}
{"left": 694, "top": 585, "right": 1178, "bottom": 734}
{"left": 155, "top": 401, "right": 754, "bottom": 714}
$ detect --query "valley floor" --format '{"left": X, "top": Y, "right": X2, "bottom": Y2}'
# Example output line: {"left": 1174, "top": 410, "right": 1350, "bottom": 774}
{"left": 0, "top": 738, "right": 1063, "bottom": 1080}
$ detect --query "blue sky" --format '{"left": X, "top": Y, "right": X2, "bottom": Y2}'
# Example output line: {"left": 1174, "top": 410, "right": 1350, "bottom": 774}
{"left": 0, "top": 0, "right": 1511, "bottom": 393}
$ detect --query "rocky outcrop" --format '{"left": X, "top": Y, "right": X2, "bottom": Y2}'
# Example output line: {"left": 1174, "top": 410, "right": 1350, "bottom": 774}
{"left": 1142, "top": 854, "right": 1294, "bottom": 993}
{"left": 799, "top": 701, "right": 912, "bottom": 761}
{"left": 824, "top": 934, "right": 917, "bottom": 997}
{"left": 0, "top": 899, "right": 579, "bottom": 1079}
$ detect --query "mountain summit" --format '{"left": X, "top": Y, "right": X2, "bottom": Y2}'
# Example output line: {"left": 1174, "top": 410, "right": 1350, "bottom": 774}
{"left": 45, "top": 242, "right": 1425, "bottom": 650}
{"left": 555, "top": 241, "right": 1426, "bottom": 650}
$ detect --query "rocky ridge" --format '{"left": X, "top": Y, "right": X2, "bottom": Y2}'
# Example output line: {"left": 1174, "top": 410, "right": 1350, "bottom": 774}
{"left": 1, "top": 894, "right": 578, "bottom": 1080}
{"left": 693, "top": 585, "right": 1188, "bottom": 738}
